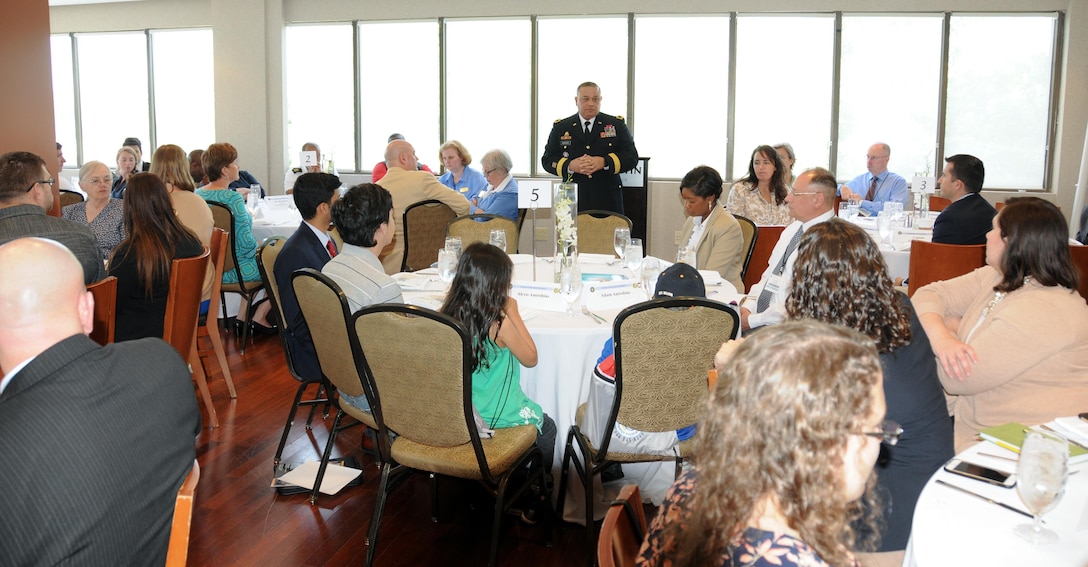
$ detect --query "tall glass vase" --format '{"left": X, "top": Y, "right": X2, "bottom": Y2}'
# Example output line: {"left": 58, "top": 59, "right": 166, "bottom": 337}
{"left": 553, "top": 181, "right": 578, "bottom": 258}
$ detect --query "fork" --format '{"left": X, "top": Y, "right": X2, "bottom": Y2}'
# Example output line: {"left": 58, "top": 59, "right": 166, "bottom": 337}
{"left": 581, "top": 305, "right": 606, "bottom": 324}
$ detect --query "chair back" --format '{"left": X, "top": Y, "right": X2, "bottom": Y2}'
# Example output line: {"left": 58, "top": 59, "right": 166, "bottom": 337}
{"left": 607, "top": 297, "right": 740, "bottom": 455}
{"left": 164, "top": 460, "right": 200, "bottom": 567}
{"left": 162, "top": 249, "right": 211, "bottom": 358}
{"left": 733, "top": 214, "right": 759, "bottom": 279}
{"left": 597, "top": 484, "right": 647, "bottom": 567}
{"left": 292, "top": 269, "right": 367, "bottom": 400}
{"left": 447, "top": 213, "right": 519, "bottom": 254}
{"left": 59, "top": 190, "right": 84, "bottom": 208}
{"left": 402, "top": 199, "right": 457, "bottom": 272}
{"left": 742, "top": 224, "right": 785, "bottom": 293}
{"left": 257, "top": 236, "right": 288, "bottom": 330}
{"left": 929, "top": 195, "right": 952, "bottom": 212}
{"left": 995, "top": 201, "right": 1006, "bottom": 212}
{"left": 578, "top": 210, "right": 633, "bottom": 255}
{"left": 329, "top": 226, "right": 344, "bottom": 254}
{"left": 207, "top": 202, "right": 242, "bottom": 282}
{"left": 1069, "top": 244, "right": 1088, "bottom": 303}
{"left": 907, "top": 241, "right": 986, "bottom": 296}
{"left": 87, "top": 276, "right": 117, "bottom": 345}
{"left": 204, "top": 228, "right": 228, "bottom": 322}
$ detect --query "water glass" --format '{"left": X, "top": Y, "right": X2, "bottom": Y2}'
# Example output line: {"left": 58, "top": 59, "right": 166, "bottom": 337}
{"left": 437, "top": 249, "right": 457, "bottom": 284}
{"left": 1015, "top": 431, "right": 1068, "bottom": 544}
{"left": 624, "top": 238, "right": 644, "bottom": 273}
{"left": 877, "top": 211, "right": 894, "bottom": 247}
{"left": 641, "top": 258, "right": 663, "bottom": 299}
{"left": 558, "top": 263, "right": 583, "bottom": 316}
{"left": 676, "top": 246, "right": 696, "bottom": 267}
{"left": 614, "top": 227, "right": 631, "bottom": 261}
{"left": 489, "top": 229, "right": 507, "bottom": 252}
{"left": 444, "top": 236, "right": 463, "bottom": 260}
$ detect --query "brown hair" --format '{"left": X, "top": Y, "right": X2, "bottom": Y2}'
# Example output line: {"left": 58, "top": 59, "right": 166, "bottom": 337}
{"left": 0, "top": 151, "right": 46, "bottom": 200}
{"left": 739, "top": 145, "right": 789, "bottom": 206}
{"left": 150, "top": 144, "right": 196, "bottom": 192}
{"left": 439, "top": 140, "right": 472, "bottom": 168}
{"left": 994, "top": 197, "right": 1079, "bottom": 293}
{"left": 201, "top": 143, "right": 238, "bottom": 182}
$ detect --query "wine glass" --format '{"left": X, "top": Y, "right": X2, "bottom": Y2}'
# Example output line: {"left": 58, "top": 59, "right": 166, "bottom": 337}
{"left": 624, "top": 238, "right": 643, "bottom": 274}
{"left": 489, "top": 229, "right": 507, "bottom": 252}
{"left": 437, "top": 249, "right": 457, "bottom": 284}
{"left": 444, "top": 236, "right": 463, "bottom": 260}
{"left": 614, "top": 227, "right": 631, "bottom": 261}
{"left": 1014, "top": 431, "right": 1069, "bottom": 544}
{"left": 676, "top": 246, "right": 696, "bottom": 267}
{"left": 641, "top": 258, "right": 663, "bottom": 299}
{"left": 877, "top": 211, "right": 894, "bottom": 247}
{"left": 558, "top": 264, "right": 582, "bottom": 316}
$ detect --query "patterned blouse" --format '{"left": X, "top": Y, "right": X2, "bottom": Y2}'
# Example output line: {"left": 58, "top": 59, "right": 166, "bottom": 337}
{"left": 195, "top": 188, "right": 260, "bottom": 283}
{"left": 62, "top": 198, "right": 126, "bottom": 260}
{"left": 636, "top": 469, "right": 859, "bottom": 567}
{"left": 726, "top": 181, "right": 793, "bottom": 226}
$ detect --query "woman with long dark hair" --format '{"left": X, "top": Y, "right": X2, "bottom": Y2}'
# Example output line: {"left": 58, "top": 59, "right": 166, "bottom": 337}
{"left": 108, "top": 173, "right": 203, "bottom": 341}
{"left": 725, "top": 144, "right": 792, "bottom": 225}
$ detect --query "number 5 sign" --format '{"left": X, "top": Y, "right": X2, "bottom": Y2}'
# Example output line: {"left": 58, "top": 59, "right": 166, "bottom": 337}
{"left": 518, "top": 179, "right": 553, "bottom": 208}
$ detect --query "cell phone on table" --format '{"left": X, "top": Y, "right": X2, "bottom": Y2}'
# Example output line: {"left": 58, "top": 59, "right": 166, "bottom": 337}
{"left": 944, "top": 459, "right": 1016, "bottom": 488}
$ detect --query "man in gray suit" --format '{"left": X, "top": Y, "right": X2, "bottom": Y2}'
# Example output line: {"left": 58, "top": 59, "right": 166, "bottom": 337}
{"left": 0, "top": 237, "right": 200, "bottom": 564}
{"left": 0, "top": 151, "right": 105, "bottom": 284}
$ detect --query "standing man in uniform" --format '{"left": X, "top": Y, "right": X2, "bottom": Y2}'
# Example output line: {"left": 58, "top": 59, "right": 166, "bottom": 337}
{"left": 542, "top": 82, "right": 638, "bottom": 214}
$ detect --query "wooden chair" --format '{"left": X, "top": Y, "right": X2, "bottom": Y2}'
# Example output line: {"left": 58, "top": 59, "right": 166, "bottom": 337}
{"left": 165, "top": 459, "right": 200, "bottom": 567}
{"left": 557, "top": 297, "right": 740, "bottom": 565}
{"left": 208, "top": 201, "right": 266, "bottom": 354}
{"left": 1069, "top": 244, "right": 1088, "bottom": 303}
{"left": 58, "top": 189, "right": 84, "bottom": 208}
{"left": 292, "top": 269, "right": 379, "bottom": 504}
{"left": 742, "top": 224, "right": 785, "bottom": 293}
{"left": 995, "top": 201, "right": 1006, "bottom": 212}
{"left": 446, "top": 213, "right": 519, "bottom": 254}
{"left": 194, "top": 228, "right": 236, "bottom": 399}
{"left": 401, "top": 199, "right": 457, "bottom": 272}
{"left": 733, "top": 214, "right": 759, "bottom": 280}
{"left": 929, "top": 195, "right": 952, "bottom": 212}
{"left": 163, "top": 248, "right": 217, "bottom": 427}
{"left": 87, "top": 276, "right": 117, "bottom": 346}
{"left": 578, "top": 210, "right": 633, "bottom": 255}
{"left": 351, "top": 303, "right": 550, "bottom": 567}
{"left": 597, "top": 484, "right": 647, "bottom": 567}
{"left": 906, "top": 241, "right": 986, "bottom": 296}
{"left": 257, "top": 237, "right": 332, "bottom": 468}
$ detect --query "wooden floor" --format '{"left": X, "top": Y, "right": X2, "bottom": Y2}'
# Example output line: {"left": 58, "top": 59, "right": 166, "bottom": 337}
{"left": 189, "top": 323, "right": 590, "bottom": 567}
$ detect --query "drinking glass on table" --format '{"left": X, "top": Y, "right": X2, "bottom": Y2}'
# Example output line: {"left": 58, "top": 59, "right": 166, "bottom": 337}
{"left": 624, "top": 238, "right": 644, "bottom": 273}
{"left": 877, "top": 211, "right": 894, "bottom": 247}
{"left": 558, "top": 262, "right": 583, "bottom": 316}
{"left": 676, "top": 246, "right": 696, "bottom": 267}
{"left": 444, "top": 236, "right": 463, "bottom": 260}
{"left": 614, "top": 227, "right": 631, "bottom": 261}
{"left": 1015, "top": 431, "right": 1069, "bottom": 544}
{"left": 641, "top": 258, "right": 663, "bottom": 299}
{"left": 438, "top": 249, "right": 457, "bottom": 284}
{"left": 489, "top": 229, "right": 507, "bottom": 252}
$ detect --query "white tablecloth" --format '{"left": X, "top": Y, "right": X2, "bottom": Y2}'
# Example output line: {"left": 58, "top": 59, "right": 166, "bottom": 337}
{"left": 250, "top": 200, "right": 303, "bottom": 242}
{"left": 905, "top": 442, "right": 1088, "bottom": 566}
{"left": 846, "top": 212, "right": 936, "bottom": 281}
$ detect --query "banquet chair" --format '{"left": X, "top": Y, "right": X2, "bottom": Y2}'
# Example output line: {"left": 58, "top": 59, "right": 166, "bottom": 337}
{"left": 292, "top": 269, "right": 379, "bottom": 504}
{"left": 733, "top": 214, "right": 758, "bottom": 279}
{"left": 351, "top": 303, "right": 549, "bottom": 567}
{"left": 58, "top": 189, "right": 84, "bottom": 208}
{"left": 163, "top": 248, "right": 217, "bottom": 427}
{"left": 87, "top": 275, "right": 117, "bottom": 346}
{"left": 928, "top": 195, "right": 952, "bottom": 212}
{"left": 995, "top": 201, "right": 1006, "bottom": 212}
{"left": 165, "top": 459, "right": 200, "bottom": 567}
{"left": 329, "top": 225, "right": 344, "bottom": 253}
{"left": 402, "top": 199, "right": 457, "bottom": 272}
{"left": 907, "top": 241, "right": 986, "bottom": 296}
{"left": 194, "top": 228, "right": 236, "bottom": 399}
{"left": 257, "top": 237, "right": 333, "bottom": 468}
{"left": 1069, "top": 244, "right": 1088, "bottom": 303}
{"left": 578, "top": 210, "right": 632, "bottom": 255}
{"left": 447, "top": 213, "right": 519, "bottom": 254}
{"left": 597, "top": 484, "right": 646, "bottom": 567}
{"left": 208, "top": 201, "right": 266, "bottom": 354}
{"left": 742, "top": 224, "right": 785, "bottom": 293}
{"left": 557, "top": 297, "right": 740, "bottom": 565}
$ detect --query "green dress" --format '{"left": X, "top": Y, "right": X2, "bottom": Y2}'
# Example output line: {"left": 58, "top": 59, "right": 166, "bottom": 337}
{"left": 471, "top": 339, "right": 543, "bottom": 432}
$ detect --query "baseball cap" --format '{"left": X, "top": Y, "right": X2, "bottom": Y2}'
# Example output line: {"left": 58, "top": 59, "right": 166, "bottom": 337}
{"left": 654, "top": 263, "right": 705, "bottom": 298}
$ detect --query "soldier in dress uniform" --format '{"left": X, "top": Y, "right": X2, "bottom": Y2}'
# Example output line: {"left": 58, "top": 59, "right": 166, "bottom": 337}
{"left": 542, "top": 82, "right": 639, "bottom": 214}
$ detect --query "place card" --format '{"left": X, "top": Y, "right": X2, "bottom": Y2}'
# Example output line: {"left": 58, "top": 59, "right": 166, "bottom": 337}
{"left": 510, "top": 280, "right": 567, "bottom": 312}
{"left": 584, "top": 279, "right": 642, "bottom": 310}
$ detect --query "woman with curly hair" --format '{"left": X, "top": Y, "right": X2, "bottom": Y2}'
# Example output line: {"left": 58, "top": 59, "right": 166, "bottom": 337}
{"left": 725, "top": 144, "right": 793, "bottom": 225}
{"left": 638, "top": 320, "right": 886, "bottom": 567}
{"left": 786, "top": 218, "right": 953, "bottom": 557}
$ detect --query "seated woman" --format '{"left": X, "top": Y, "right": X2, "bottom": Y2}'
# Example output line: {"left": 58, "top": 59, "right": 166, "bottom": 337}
{"left": 639, "top": 320, "right": 886, "bottom": 567}
{"left": 726, "top": 144, "right": 793, "bottom": 225}
{"left": 786, "top": 218, "right": 954, "bottom": 554}
{"left": 440, "top": 243, "right": 556, "bottom": 476}
{"left": 470, "top": 149, "right": 519, "bottom": 221}
{"left": 774, "top": 142, "right": 797, "bottom": 187}
{"left": 914, "top": 196, "right": 1088, "bottom": 451}
{"left": 151, "top": 144, "right": 215, "bottom": 313}
{"left": 677, "top": 165, "right": 744, "bottom": 291}
{"left": 62, "top": 160, "right": 125, "bottom": 260}
{"left": 437, "top": 140, "right": 487, "bottom": 201}
{"left": 107, "top": 173, "right": 203, "bottom": 342}
{"left": 110, "top": 145, "right": 140, "bottom": 198}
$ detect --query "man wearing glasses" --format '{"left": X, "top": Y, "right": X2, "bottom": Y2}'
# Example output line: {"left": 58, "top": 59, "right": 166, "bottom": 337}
{"left": 840, "top": 142, "right": 908, "bottom": 216}
{"left": 0, "top": 151, "right": 105, "bottom": 284}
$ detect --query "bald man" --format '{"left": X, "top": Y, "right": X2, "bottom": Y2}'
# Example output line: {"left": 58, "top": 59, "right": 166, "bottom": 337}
{"left": 840, "top": 142, "right": 909, "bottom": 216}
{"left": 376, "top": 140, "right": 470, "bottom": 274}
{"left": 0, "top": 238, "right": 199, "bottom": 564}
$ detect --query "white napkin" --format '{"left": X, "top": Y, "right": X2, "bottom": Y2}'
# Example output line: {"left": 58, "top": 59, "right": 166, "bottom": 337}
{"left": 1052, "top": 416, "right": 1088, "bottom": 445}
{"left": 393, "top": 271, "right": 444, "bottom": 292}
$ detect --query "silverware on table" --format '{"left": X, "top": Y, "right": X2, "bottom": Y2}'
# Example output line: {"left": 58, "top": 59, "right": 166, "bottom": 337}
{"left": 1036, "top": 423, "right": 1088, "bottom": 451}
{"left": 581, "top": 305, "right": 607, "bottom": 324}
{"left": 934, "top": 479, "right": 1038, "bottom": 521}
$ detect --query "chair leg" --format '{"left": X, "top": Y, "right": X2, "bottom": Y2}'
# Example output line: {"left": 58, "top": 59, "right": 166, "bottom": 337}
{"left": 555, "top": 426, "right": 577, "bottom": 522}
{"left": 364, "top": 461, "right": 393, "bottom": 567}
{"left": 273, "top": 382, "right": 309, "bottom": 467}
{"left": 238, "top": 292, "right": 254, "bottom": 355}
{"left": 206, "top": 319, "right": 236, "bottom": 398}
{"left": 429, "top": 473, "right": 440, "bottom": 523}
{"left": 489, "top": 469, "right": 513, "bottom": 567}
{"left": 189, "top": 340, "right": 219, "bottom": 428}
{"left": 310, "top": 409, "right": 345, "bottom": 505}
{"left": 305, "top": 382, "right": 329, "bottom": 427}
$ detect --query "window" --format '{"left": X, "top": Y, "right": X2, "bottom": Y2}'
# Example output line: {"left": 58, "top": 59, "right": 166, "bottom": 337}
{"left": 285, "top": 23, "right": 355, "bottom": 172}
{"left": 75, "top": 32, "right": 150, "bottom": 166}
{"left": 150, "top": 29, "right": 215, "bottom": 156}
{"left": 51, "top": 35, "right": 77, "bottom": 169}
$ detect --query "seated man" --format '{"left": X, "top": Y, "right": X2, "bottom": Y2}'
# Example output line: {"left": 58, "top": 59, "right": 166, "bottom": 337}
{"left": 322, "top": 183, "right": 403, "bottom": 411}
{"left": 273, "top": 172, "right": 341, "bottom": 382}
{"left": 580, "top": 263, "right": 707, "bottom": 456}
{"left": 0, "top": 237, "right": 200, "bottom": 564}
{"left": 0, "top": 151, "right": 104, "bottom": 284}
{"left": 932, "top": 154, "right": 996, "bottom": 245}
{"left": 839, "top": 142, "right": 908, "bottom": 216}
{"left": 284, "top": 142, "right": 339, "bottom": 194}
{"left": 370, "top": 133, "right": 434, "bottom": 183}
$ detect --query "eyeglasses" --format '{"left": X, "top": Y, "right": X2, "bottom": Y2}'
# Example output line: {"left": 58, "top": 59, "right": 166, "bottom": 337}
{"left": 26, "top": 178, "right": 55, "bottom": 192}
{"left": 866, "top": 155, "right": 890, "bottom": 162}
{"left": 859, "top": 420, "right": 903, "bottom": 446}
{"left": 484, "top": 168, "right": 500, "bottom": 176}
{"left": 788, "top": 188, "right": 820, "bottom": 197}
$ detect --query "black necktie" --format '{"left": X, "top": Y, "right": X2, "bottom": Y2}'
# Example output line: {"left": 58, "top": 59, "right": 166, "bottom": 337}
{"left": 584, "top": 120, "right": 592, "bottom": 137}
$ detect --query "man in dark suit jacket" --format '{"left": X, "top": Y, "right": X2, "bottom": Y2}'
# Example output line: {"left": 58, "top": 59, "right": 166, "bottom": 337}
{"left": 0, "top": 237, "right": 200, "bottom": 565}
{"left": 542, "top": 82, "right": 639, "bottom": 214}
{"left": 273, "top": 172, "right": 341, "bottom": 382}
{"left": 932, "top": 154, "right": 996, "bottom": 245}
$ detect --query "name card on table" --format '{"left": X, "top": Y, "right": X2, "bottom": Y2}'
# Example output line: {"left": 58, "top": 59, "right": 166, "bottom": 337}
{"left": 584, "top": 279, "right": 643, "bottom": 310}
{"left": 510, "top": 280, "right": 567, "bottom": 312}
{"left": 892, "top": 227, "right": 932, "bottom": 250}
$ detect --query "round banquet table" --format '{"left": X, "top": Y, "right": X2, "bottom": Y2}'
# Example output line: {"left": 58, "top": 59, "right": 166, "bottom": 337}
{"left": 905, "top": 441, "right": 1088, "bottom": 566}
{"left": 845, "top": 211, "right": 937, "bottom": 282}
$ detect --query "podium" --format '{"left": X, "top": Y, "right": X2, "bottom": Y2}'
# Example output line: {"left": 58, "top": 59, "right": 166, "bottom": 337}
{"left": 620, "top": 157, "right": 650, "bottom": 242}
